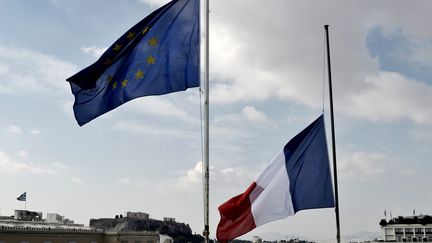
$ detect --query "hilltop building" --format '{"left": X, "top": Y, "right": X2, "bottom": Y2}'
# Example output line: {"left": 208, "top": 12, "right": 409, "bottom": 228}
{"left": 380, "top": 215, "right": 432, "bottom": 242}
{"left": 126, "top": 212, "right": 149, "bottom": 220}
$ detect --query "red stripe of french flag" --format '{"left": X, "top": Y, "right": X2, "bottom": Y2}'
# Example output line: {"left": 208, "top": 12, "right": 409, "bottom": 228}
{"left": 216, "top": 150, "right": 294, "bottom": 243}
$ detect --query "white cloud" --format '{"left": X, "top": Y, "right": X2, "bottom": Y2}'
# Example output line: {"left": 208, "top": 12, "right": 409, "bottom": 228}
{"left": 111, "top": 120, "right": 194, "bottom": 138}
{"left": 0, "top": 44, "right": 77, "bottom": 97}
{"left": 126, "top": 97, "right": 197, "bottom": 123}
{"left": 117, "top": 177, "right": 150, "bottom": 188}
{"left": 72, "top": 177, "right": 84, "bottom": 184}
{"left": 17, "top": 150, "right": 28, "bottom": 158}
{"left": 207, "top": 0, "right": 432, "bottom": 126}
{"left": 339, "top": 151, "right": 415, "bottom": 179}
{"left": 80, "top": 45, "right": 107, "bottom": 58}
{"left": 0, "top": 150, "right": 57, "bottom": 175}
{"left": 30, "top": 129, "right": 41, "bottom": 135}
{"left": 178, "top": 161, "right": 203, "bottom": 185}
{"left": 176, "top": 161, "right": 253, "bottom": 190}
{"left": 117, "top": 177, "right": 132, "bottom": 185}
{"left": 6, "top": 125, "right": 23, "bottom": 135}
{"left": 138, "top": 0, "right": 170, "bottom": 7}
{"left": 345, "top": 72, "right": 432, "bottom": 124}
{"left": 241, "top": 106, "right": 269, "bottom": 124}
{"left": 52, "top": 161, "right": 68, "bottom": 169}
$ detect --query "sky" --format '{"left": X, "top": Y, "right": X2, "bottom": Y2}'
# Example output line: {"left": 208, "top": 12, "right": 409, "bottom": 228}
{"left": 0, "top": 0, "right": 432, "bottom": 242}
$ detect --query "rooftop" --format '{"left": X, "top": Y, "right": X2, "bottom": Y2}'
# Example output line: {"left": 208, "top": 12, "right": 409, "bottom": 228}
{"left": 380, "top": 215, "right": 432, "bottom": 226}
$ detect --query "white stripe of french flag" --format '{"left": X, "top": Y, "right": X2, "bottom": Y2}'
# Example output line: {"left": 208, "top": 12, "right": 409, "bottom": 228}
{"left": 216, "top": 115, "right": 334, "bottom": 242}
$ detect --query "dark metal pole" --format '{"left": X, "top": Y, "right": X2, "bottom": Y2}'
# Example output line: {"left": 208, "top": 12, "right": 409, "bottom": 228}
{"left": 203, "top": 0, "right": 210, "bottom": 242}
{"left": 324, "top": 25, "right": 341, "bottom": 243}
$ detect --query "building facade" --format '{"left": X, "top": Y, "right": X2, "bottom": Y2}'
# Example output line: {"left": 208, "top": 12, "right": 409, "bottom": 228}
{"left": 0, "top": 223, "right": 158, "bottom": 243}
{"left": 380, "top": 215, "right": 432, "bottom": 242}
{"left": 0, "top": 210, "right": 159, "bottom": 243}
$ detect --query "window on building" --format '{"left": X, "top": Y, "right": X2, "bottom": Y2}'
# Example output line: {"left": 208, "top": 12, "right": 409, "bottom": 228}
{"left": 416, "top": 228, "right": 424, "bottom": 234}
{"left": 406, "top": 228, "right": 414, "bottom": 234}
{"left": 426, "top": 228, "right": 432, "bottom": 233}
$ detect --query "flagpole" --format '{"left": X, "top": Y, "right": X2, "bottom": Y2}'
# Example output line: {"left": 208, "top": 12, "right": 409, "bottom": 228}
{"left": 202, "top": 0, "right": 210, "bottom": 242}
{"left": 324, "top": 25, "right": 341, "bottom": 243}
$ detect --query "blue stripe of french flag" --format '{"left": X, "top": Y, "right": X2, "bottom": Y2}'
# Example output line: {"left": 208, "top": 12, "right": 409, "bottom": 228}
{"left": 216, "top": 115, "right": 335, "bottom": 242}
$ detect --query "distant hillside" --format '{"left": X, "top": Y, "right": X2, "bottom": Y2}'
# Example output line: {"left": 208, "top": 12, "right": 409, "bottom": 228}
{"left": 90, "top": 217, "right": 203, "bottom": 243}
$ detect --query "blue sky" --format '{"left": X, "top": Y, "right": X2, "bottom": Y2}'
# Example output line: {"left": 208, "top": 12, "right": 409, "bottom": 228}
{"left": 1, "top": 0, "right": 432, "bottom": 242}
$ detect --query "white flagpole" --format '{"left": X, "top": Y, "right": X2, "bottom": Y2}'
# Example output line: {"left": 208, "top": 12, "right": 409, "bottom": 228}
{"left": 202, "top": 0, "right": 210, "bottom": 242}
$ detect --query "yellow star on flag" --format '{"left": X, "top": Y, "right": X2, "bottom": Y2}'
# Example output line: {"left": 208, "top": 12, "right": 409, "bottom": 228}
{"left": 142, "top": 27, "right": 150, "bottom": 35}
{"left": 112, "top": 81, "right": 117, "bottom": 89}
{"left": 104, "top": 58, "right": 114, "bottom": 65}
{"left": 113, "top": 43, "right": 122, "bottom": 52}
{"left": 121, "top": 79, "right": 128, "bottom": 88}
{"left": 148, "top": 37, "right": 158, "bottom": 46}
{"left": 146, "top": 55, "right": 156, "bottom": 64}
{"left": 106, "top": 75, "right": 113, "bottom": 83}
{"left": 126, "top": 32, "right": 136, "bottom": 41}
{"left": 134, "top": 69, "right": 144, "bottom": 80}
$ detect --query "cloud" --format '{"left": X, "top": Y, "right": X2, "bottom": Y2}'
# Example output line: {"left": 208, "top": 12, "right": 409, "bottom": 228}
{"left": 241, "top": 106, "right": 269, "bottom": 124}
{"left": 138, "top": 0, "right": 170, "bottom": 7}
{"left": 126, "top": 97, "right": 198, "bottom": 123}
{"left": 206, "top": 0, "right": 432, "bottom": 126}
{"left": 72, "top": 177, "right": 84, "bottom": 184}
{"left": 345, "top": 72, "right": 432, "bottom": 124}
{"left": 0, "top": 44, "right": 77, "bottom": 97}
{"left": 117, "top": 177, "right": 132, "bottom": 185}
{"left": 339, "top": 151, "right": 415, "bottom": 179}
{"left": 17, "top": 150, "right": 28, "bottom": 158}
{"left": 111, "top": 120, "right": 194, "bottom": 138}
{"left": 0, "top": 150, "right": 57, "bottom": 175}
{"left": 30, "top": 129, "right": 41, "bottom": 135}
{"left": 5, "top": 125, "right": 23, "bottom": 135}
{"left": 117, "top": 177, "right": 150, "bottom": 188}
{"left": 52, "top": 162, "right": 68, "bottom": 169}
{"left": 80, "top": 45, "right": 107, "bottom": 58}
{"left": 176, "top": 161, "right": 254, "bottom": 190}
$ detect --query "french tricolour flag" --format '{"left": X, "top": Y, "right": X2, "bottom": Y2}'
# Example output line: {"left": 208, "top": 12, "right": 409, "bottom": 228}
{"left": 216, "top": 115, "right": 335, "bottom": 242}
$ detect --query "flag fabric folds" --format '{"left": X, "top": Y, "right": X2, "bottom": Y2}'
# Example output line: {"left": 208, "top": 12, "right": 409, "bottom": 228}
{"left": 17, "top": 192, "right": 26, "bottom": 201}
{"left": 216, "top": 115, "right": 335, "bottom": 242}
{"left": 67, "top": 0, "right": 200, "bottom": 126}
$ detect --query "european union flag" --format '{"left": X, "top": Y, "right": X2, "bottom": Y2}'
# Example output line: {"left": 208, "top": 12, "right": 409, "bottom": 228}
{"left": 67, "top": 0, "right": 200, "bottom": 126}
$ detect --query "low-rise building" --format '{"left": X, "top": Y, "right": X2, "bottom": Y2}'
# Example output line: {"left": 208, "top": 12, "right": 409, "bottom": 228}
{"left": 380, "top": 215, "right": 432, "bottom": 242}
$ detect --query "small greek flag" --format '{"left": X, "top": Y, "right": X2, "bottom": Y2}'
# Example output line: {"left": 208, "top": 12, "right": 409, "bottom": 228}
{"left": 17, "top": 192, "right": 26, "bottom": 201}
